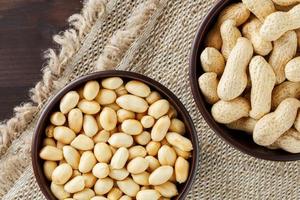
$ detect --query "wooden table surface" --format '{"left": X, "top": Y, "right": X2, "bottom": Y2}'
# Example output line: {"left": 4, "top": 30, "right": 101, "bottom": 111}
{"left": 0, "top": 0, "right": 82, "bottom": 121}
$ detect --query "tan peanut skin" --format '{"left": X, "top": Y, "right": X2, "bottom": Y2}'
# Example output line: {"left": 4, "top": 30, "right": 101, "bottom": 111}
{"left": 249, "top": 56, "right": 276, "bottom": 119}
{"left": 285, "top": 57, "right": 300, "bottom": 82}
{"left": 242, "top": 17, "right": 273, "bottom": 56}
{"left": 294, "top": 112, "right": 300, "bottom": 132}
{"left": 211, "top": 97, "right": 250, "bottom": 124}
{"left": 271, "top": 81, "right": 300, "bottom": 109}
{"left": 276, "top": 128, "right": 300, "bottom": 153}
{"left": 198, "top": 72, "right": 219, "bottom": 104}
{"left": 253, "top": 98, "right": 300, "bottom": 146}
{"left": 226, "top": 117, "right": 257, "bottom": 134}
{"left": 217, "top": 37, "right": 253, "bottom": 101}
{"left": 204, "top": 3, "right": 250, "bottom": 49}
{"left": 220, "top": 19, "right": 242, "bottom": 60}
{"left": 260, "top": 4, "right": 300, "bottom": 41}
{"left": 200, "top": 47, "right": 225, "bottom": 75}
{"left": 268, "top": 31, "right": 297, "bottom": 84}
{"left": 242, "top": 0, "right": 275, "bottom": 21}
{"left": 272, "top": 0, "right": 300, "bottom": 6}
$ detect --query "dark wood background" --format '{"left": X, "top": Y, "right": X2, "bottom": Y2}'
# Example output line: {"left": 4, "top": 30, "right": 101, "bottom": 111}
{"left": 0, "top": 0, "right": 82, "bottom": 121}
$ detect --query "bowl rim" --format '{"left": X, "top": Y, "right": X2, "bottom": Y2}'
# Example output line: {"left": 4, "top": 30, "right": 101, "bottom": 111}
{"left": 188, "top": 0, "right": 300, "bottom": 161}
{"left": 31, "top": 70, "right": 200, "bottom": 200}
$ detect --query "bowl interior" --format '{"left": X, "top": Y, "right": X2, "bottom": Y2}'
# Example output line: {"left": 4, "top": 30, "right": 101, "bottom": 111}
{"left": 189, "top": 0, "right": 300, "bottom": 161}
{"left": 32, "top": 70, "right": 199, "bottom": 200}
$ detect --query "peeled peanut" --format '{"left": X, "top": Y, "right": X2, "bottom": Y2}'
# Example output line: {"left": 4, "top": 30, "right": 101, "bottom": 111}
{"left": 169, "top": 118, "right": 185, "bottom": 135}
{"left": 220, "top": 19, "right": 242, "bottom": 60}
{"left": 50, "top": 112, "right": 66, "bottom": 126}
{"left": 249, "top": 56, "right": 276, "bottom": 119}
{"left": 94, "top": 142, "right": 112, "bottom": 163}
{"left": 151, "top": 116, "right": 171, "bottom": 141}
{"left": 71, "top": 134, "right": 94, "bottom": 150}
{"left": 52, "top": 163, "right": 73, "bottom": 184}
{"left": 40, "top": 146, "right": 63, "bottom": 161}
{"left": 253, "top": 98, "right": 300, "bottom": 146}
{"left": 136, "top": 190, "right": 161, "bottom": 200}
{"left": 146, "top": 91, "right": 161, "bottom": 104}
{"left": 93, "top": 130, "right": 110, "bottom": 143}
{"left": 106, "top": 103, "right": 120, "bottom": 111}
{"left": 128, "top": 145, "right": 147, "bottom": 160}
{"left": 211, "top": 97, "right": 250, "bottom": 124}
{"left": 226, "top": 117, "right": 257, "bottom": 134}
{"left": 146, "top": 141, "right": 161, "bottom": 156}
{"left": 78, "top": 99, "right": 101, "bottom": 114}
{"left": 73, "top": 188, "right": 95, "bottom": 200}
{"left": 125, "top": 80, "right": 151, "bottom": 97}
{"left": 53, "top": 126, "right": 76, "bottom": 144}
{"left": 68, "top": 108, "right": 83, "bottom": 133}
{"left": 134, "top": 131, "right": 151, "bottom": 145}
{"left": 145, "top": 156, "right": 160, "bottom": 172}
{"left": 117, "top": 109, "right": 135, "bottom": 123}
{"left": 109, "top": 168, "right": 129, "bottom": 181}
{"left": 99, "top": 107, "right": 117, "bottom": 131}
{"left": 110, "top": 147, "right": 129, "bottom": 169}
{"left": 200, "top": 47, "right": 225, "bottom": 75}
{"left": 45, "top": 125, "right": 54, "bottom": 138}
{"left": 268, "top": 31, "right": 297, "bottom": 84}
{"left": 83, "top": 81, "right": 100, "bottom": 100}
{"left": 115, "top": 85, "right": 128, "bottom": 96}
{"left": 132, "top": 172, "right": 150, "bottom": 186}
{"left": 91, "top": 197, "right": 108, "bottom": 200}
{"left": 82, "top": 173, "right": 97, "bottom": 188}
{"left": 60, "top": 91, "right": 80, "bottom": 114}
{"left": 117, "top": 178, "right": 140, "bottom": 197}
{"left": 119, "top": 196, "right": 132, "bottom": 200}
{"left": 272, "top": 81, "right": 300, "bottom": 109}
{"left": 217, "top": 38, "right": 253, "bottom": 101}
{"left": 127, "top": 157, "right": 149, "bottom": 174}
{"left": 149, "top": 166, "right": 173, "bottom": 185}
{"left": 108, "top": 133, "right": 133, "bottom": 148}
{"left": 43, "top": 161, "right": 57, "bottom": 180}
{"left": 158, "top": 145, "right": 177, "bottom": 166}
{"left": 95, "top": 89, "right": 117, "bottom": 105}
{"left": 92, "top": 163, "right": 110, "bottom": 178}
{"left": 121, "top": 119, "right": 143, "bottom": 135}
{"left": 43, "top": 138, "right": 56, "bottom": 147}
{"left": 154, "top": 182, "right": 178, "bottom": 198}
{"left": 102, "top": 77, "right": 123, "bottom": 90}
{"left": 285, "top": 57, "right": 300, "bottom": 82}
{"left": 79, "top": 151, "right": 97, "bottom": 173}
{"left": 94, "top": 177, "right": 114, "bottom": 195}
{"left": 198, "top": 72, "right": 219, "bottom": 104}
{"left": 51, "top": 182, "right": 70, "bottom": 199}
{"left": 83, "top": 115, "right": 99, "bottom": 137}
{"left": 148, "top": 99, "right": 170, "bottom": 119}
{"left": 242, "top": 0, "right": 275, "bottom": 21}
{"left": 276, "top": 128, "right": 300, "bottom": 153}
{"left": 64, "top": 175, "right": 85, "bottom": 193}
{"left": 107, "top": 187, "right": 123, "bottom": 200}
{"left": 63, "top": 146, "right": 80, "bottom": 169}
{"left": 140, "top": 115, "right": 155, "bottom": 128}
{"left": 175, "top": 157, "right": 189, "bottom": 183}
{"left": 116, "top": 95, "right": 148, "bottom": 113}
{"left": 166, "top": 132, "right": 193, "bottom": 152}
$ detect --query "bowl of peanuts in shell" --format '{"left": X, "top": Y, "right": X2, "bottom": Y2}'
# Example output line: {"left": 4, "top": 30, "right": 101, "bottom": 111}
{"left": 190, "top": 0, "right": 300, "bottom": 161}
{"left": 32, "top": 70, "right": 199, "bottom": 200}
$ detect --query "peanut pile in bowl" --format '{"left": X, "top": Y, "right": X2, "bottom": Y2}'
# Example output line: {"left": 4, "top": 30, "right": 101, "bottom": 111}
{"left": 39, "top": 77, "right": 193, "bottom": 200}
{"left": 199, "top": 0, "right": 300, "bottom": 153}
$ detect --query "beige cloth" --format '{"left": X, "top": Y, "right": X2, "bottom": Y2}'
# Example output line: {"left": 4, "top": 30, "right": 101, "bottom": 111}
{"left": 1, "top": 0, "right": 300, "bottom": 199}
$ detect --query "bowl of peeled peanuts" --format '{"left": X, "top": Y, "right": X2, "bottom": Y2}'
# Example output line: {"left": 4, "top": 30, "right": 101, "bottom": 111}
{"left": 31, "top": 70, "right": 199, "bottom": 200}
{"left": 190, "top": 0, "right": 300, "bottom": 161}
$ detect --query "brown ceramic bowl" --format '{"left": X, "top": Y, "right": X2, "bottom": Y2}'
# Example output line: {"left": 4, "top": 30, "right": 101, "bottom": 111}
{"left": 32, "top": 70, "right": 199, "bottom": 200}
{"left": 189, "top": 0, "right": 300, "bottom": 161}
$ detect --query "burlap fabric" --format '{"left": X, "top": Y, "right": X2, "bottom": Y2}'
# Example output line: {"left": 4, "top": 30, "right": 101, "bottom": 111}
{"left": 1, "top": 0, "right": 300, "bottom": 199}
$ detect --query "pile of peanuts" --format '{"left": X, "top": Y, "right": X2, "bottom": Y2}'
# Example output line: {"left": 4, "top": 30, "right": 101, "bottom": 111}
{"left": 198, "top": 0, "right": 300, "bottom": 153}
{"left": 39, "top": 77, "right": 193, "bottom": 200}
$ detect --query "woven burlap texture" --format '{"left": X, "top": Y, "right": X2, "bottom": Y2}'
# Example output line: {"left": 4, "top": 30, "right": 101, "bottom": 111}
{"left": 1, "top": 0, "right": 300, "bottom": 199}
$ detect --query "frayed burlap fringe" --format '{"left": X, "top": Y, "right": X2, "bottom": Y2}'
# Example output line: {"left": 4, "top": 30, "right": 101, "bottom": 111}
{"left": 0, "top": 0, "right": 163, "bottom": 198}
{"left": 0, "top": 0, "right": 107, "bottom": 156}
{"left": 95, "top": 0, "right": 160, "bottom": 71}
